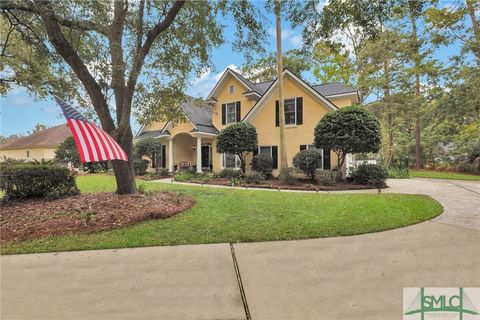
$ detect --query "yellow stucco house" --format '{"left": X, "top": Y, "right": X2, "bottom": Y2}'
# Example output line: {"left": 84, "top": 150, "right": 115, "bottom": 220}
{"left": 0, "top": 124, "right": 71, "bottom": 161}
{"left": 135, "top": 68, "right": 359, "bottom": 175}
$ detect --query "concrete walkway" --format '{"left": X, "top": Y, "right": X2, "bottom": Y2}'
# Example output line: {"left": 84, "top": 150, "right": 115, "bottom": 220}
{"left": 1, "top": 178, "right": 479, "bottom": 319}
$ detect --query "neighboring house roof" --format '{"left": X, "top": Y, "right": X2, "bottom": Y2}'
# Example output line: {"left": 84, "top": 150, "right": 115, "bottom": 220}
{"left": 0, "top": 124, "right": 71, "bottom": 149}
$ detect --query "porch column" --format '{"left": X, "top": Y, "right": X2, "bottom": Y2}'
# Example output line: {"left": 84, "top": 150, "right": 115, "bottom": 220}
{"left": 168, "top": 138, "right": 174, "bottom": 173}
{"left": 196, "top": 136, "right": 202, "bottom": 173}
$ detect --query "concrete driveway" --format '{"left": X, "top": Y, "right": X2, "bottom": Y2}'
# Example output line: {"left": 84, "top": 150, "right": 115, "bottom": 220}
{"left": 1, "top": 178, "right": 479, "bottom": 320}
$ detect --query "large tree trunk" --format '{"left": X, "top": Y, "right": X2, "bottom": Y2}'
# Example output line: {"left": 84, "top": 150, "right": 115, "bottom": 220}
{"left": 275, "top": 0, "right": 288, "bottom": 180}
{"left": 112, "top": 127, "right": 136, "bottom": 194}
{"left": 411, "top": 12, "right": 422, "bottom": 169}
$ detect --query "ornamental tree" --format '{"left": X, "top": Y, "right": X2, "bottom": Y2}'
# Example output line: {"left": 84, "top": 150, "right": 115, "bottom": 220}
{"left": 0, "top": 0, "right": 267, "bottom": 194}
{"left": 216, "top": 122, "right": 258, "bottom": 174}
{"left": 314, "top": 105, "right": 381, "bottom": 179}
{"left": 54, "top": 136, "right": 81, "bottom": 167}
{"left": 293, "top": 149, "right": 322, "bottom": 181}
{"left": 134, "top": 138, "right": 162, "bottom": 167}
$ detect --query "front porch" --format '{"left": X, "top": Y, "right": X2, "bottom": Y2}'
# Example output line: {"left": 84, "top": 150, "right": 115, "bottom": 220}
{"left": 157, "top": 132, "right": 216, "bottom": 173}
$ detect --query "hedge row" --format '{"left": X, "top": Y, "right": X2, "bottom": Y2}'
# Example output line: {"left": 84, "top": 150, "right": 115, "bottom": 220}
{"left": 0, "top": 164, "right": 79, "bottom": 200}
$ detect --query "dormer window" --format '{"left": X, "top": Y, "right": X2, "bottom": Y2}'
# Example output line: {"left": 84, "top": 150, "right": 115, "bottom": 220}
{"left": 229, "top": 85, "right": 234, "bottom": 93}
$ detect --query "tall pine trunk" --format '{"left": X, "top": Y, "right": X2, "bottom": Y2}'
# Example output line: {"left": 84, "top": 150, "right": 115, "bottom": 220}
{"left": 275, "top": 0, "right": 288, "bottom": 179}
{"left": 411, "top": 12, "right": 422, "bottom": 169}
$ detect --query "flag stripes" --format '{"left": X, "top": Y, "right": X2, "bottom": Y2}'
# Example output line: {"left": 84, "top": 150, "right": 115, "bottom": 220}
{"left": 55, "top": 96, "right": 128, "bottom": 163}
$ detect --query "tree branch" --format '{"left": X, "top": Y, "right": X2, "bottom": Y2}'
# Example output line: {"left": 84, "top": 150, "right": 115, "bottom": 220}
{"left": 121, "top": 0, "right": 185, "bottom": 128}
{"left": 1, "top": 0, "right": 109, "bottom": 35}
{"left": 33, "top": 0, "right": 115, "bottom": 131}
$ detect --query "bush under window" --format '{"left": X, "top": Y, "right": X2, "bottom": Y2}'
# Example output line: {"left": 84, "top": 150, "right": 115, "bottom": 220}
{"left": 251, "top": 154, "right": 273, "bottom": 177}
{"left": 133, "top": 159, "right": 149, "bottom": 176}
{"left": 293, "top": 149, "right": 323, "bottom": 181}
{"left": 244, "top": 171, "right": 265, "bottom": 184}
{"left": 351, "top": 164, "right": 388, "bottom": 187}
{"left": 0, "top": 164, "right": 79, "bottom": 200}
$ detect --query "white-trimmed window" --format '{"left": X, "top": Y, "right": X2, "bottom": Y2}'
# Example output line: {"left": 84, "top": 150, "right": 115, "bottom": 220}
{"left": 300, "top": 144, "right": 324, "bottom": 169}
{"left": 222, "top": 153, "right": 240, "bottom": 169}
{"left": 226, "top": 102, "right": 237, "bottom": 124}
{"left": 229, "top": 85, "right": 234, "bottom": 93}
{"left": 284, "top": 98, "right": 296, "bottom": 125}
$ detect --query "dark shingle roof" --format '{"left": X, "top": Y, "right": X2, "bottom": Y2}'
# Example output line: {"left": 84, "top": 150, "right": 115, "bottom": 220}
{"left": 311, "top": 83, "right": 357, "bottom": 96}
{"left": 1, "top": 124, "right": 71, "bottom": 148}
{"left": 230, "top": 68, "right": 357, "bottom": 97}
{"left": 137, "top": 97, "right": 218, "bottom": 137}
{"left": 136, "top": 130, "right": 170, "bottom": 138}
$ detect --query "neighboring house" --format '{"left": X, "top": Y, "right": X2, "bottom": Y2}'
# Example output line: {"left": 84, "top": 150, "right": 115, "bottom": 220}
{"left": 0, "top": 124, "right": 71, "bottom": 161}
{"left": 135, "top": 68, "right": 359, "bottom": 175}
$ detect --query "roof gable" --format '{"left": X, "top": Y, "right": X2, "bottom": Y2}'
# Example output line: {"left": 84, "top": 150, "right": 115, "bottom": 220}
{"left": 243, "top": 69, "right": 338, "bottom": 122}
{"left": 206, "top": 68, "right": 254, "bottom": 100}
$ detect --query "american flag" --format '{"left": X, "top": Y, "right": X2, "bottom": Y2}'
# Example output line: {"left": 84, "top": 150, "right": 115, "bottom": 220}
{"left": 54, "top": 96, "right": 128, "bottom": 163}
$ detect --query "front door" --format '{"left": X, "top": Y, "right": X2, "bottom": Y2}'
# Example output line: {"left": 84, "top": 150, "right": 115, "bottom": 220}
{"left": 201, "top": 145, "right": 211, "bottom": 169}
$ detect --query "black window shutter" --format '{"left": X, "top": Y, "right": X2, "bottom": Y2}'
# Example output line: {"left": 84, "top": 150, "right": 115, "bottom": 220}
{"left": 323, "top": 148, "right": 331, "bottom": 170}
{"left": 296, "top": 97, "right": 303, "bottom": 125}
{"left": 271, "top": 146, "right": 278, "bottom": 169}
{"left": 221, "top": 104, "right": 226, "bottom": 125}
{"left": 300, "top": 144, "right": 306, "bottom": 151}
{"left": 275, "top": 101, "right": 279, "bottom": 127}
{"left": 162, "top": 145, "right": 166, "bottom": 168}
{"left": 236, "top": 101, "right": 241, "bottom": 122}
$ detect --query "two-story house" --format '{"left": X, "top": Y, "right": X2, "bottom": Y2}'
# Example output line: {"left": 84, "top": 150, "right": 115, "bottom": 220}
{"left": 135, "top": 68, "right": 359, "bottom": 176}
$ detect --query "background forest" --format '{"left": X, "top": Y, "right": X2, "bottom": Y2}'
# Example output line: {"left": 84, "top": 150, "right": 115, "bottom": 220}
{"left": 243, "top": 0, "right": 480, "bottom": 173}
{"left": 1, "top": 0, "right": 479, "bottom": 177}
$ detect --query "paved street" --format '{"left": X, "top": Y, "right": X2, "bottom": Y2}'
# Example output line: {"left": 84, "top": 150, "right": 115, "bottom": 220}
{"left": 1, "top": 178, "right": 479, "bottom": 320}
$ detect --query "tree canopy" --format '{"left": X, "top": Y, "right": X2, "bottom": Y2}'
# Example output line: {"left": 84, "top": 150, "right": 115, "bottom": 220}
{"left": 216, "top": 122, "right": 258, "bottom": 174}
{"left": 314, "top": 106, "right": 381, "bottom": 178}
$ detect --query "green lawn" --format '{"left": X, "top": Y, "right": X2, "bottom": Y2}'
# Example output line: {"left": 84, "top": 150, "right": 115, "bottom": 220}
{"left": 1, "top": 175, "right": 443, "bottom": 255}
{"left": 410, "top": 169, "right": 480, "bottom": 181}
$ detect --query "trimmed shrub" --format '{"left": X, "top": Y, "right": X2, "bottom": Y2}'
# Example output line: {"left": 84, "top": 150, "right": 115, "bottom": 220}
{"left": 315, "top": 169, "right": 336, "bottom": 185}
{"left": 293, "top": 149, "right": 323, "bottom": 181}
{"left": 0, "top": 164, "right": 79, "bottom": 200}
{"left": 251, "top": 154, "right": 273, "bottom": 177}
{"left": 244, "top": 171, "right": 265, "bottom": 184}
{"left": 133, "top": 159, "right": 149, "bottom": 176}
{"left": 351, "top": 164, "right": 388, "bottom": 187}
{"left": 174, "top": 172, "right": 195, "bottom": 182}
{"left": 218, "top": 168, "right": 243, "bottom": 179}
{"left": 156, "top": 168, "right": 170, "bottom": 176}
{"left": 279, "top": 167, "right": 297, "bottom": 185}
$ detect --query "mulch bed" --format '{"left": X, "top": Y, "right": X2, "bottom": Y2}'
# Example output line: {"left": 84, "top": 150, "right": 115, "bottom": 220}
{"left": 0, "top": 192, "right": 195, "bottom": 244}
{"left": 187, "top": 177, "right": 384, "bottom": 191}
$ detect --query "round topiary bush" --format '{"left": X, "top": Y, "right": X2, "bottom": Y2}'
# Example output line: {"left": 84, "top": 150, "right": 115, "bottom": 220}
{"left": 350, "top": 164, "right": 388, "bottom": 187}
{"left": 293, "top": 149, "right": 323, "bottom": 181}
{"left": 0, "top": 164, "right": 79, "bottom": 200}
{"left": 133, "top": 159, "right": 149, "bottom": 176}
{"left": 216, "top": 122, "right": 258, "bottom": 174}
{"left": 251, "top": 154, "right": 273, "bottom": 177}
{"left": 314, "top": 105, "right": 381, "bottom": 179}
